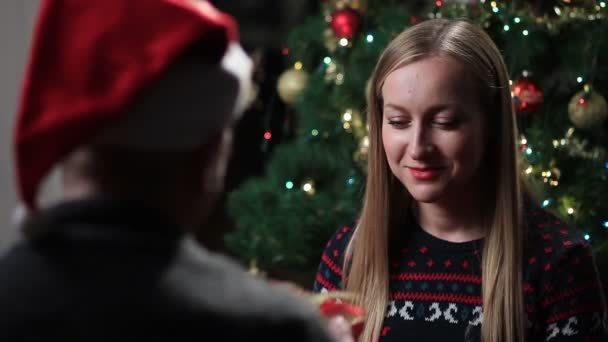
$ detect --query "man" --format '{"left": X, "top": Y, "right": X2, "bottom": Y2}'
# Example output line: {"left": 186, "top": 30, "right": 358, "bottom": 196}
{"left": 0, "top": 1, "right": 338, "bottom": 340}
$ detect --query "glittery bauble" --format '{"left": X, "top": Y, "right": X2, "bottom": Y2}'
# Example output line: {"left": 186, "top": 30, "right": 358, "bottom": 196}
{"left": 512, "top": 78, "right": 544, "bottom": 114}
{"left": 330, "top": 8, "right": 361, "bottom": 39}
{"left": 353, "top": 135, "right": 369, "bottom": 167}
{"left": 277, "top": 68, "right": 309, "bottom": 105}
{"left": 351, "top": 112, "right": 366, "bottom": 139}
{"left": 568, "top": 85, "right": 608, "bottom": 129}
{"left": 365, "top": 78, "right": 373, "bottom": 101}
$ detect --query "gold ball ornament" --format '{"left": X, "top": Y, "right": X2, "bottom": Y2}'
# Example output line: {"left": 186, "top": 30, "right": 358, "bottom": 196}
{"left": 353, "top": 135, "right": 370, "bottom": 169}
{"left": 567, "top": 85, "right": 608, "bottom": 129}
{"left": 277, "top": 68, "right": 310, "bottom": 105}
{"left": 351, "top": 111, "right": 367, "bottom": 140}
{"left": 365, "top": 78, "right": 373, "bottom": 101}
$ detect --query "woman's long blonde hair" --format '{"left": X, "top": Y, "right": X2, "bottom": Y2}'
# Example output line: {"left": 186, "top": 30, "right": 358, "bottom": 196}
{"left": 345, "top": 19, "right": 524, "bottom": 342}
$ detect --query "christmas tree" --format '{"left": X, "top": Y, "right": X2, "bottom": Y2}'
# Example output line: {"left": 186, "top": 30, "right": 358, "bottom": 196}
{"left": 225, "top": 0, "right": 608, "bottom": 286}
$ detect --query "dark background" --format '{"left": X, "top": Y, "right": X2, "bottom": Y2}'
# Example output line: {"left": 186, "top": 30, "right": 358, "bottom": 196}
{"left": 198, "top": 1, "right": 323, "bottom": 255}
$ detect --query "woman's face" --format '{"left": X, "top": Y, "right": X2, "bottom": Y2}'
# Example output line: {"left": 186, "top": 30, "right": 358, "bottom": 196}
{"left": 381, "top": 55, "right": 487, "bottom": 204}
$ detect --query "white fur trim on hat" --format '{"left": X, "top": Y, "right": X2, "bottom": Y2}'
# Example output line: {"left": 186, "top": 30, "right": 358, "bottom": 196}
{"left": 93, "top": 42, "right": 253, "bottom": 149}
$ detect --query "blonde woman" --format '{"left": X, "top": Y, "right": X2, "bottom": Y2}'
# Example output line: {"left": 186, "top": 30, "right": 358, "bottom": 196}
{"left": 313, "top": 19, "right": 607, "bottom": 341}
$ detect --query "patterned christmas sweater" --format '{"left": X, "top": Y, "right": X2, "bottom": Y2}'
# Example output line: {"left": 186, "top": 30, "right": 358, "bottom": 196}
{"left": 313, "top": 206, "right": 608, "bottom": 341}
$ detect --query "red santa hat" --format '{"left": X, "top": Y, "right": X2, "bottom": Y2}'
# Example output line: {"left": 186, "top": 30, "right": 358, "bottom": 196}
{"left": 14, "top": 0, "right": 253, "bottom": 210}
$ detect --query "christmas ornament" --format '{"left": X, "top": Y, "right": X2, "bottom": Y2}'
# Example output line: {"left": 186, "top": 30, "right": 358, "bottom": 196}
{"left": 568, "top": 84, "right": 608, "bottom": 129}
{"left": 560, "top": 0, "right": 594, "bottom": 6}
{"left": 512, "top": 77, "right": 544, "bottom": 114}
{"left": 353, "top": 135, "right": 369, "bottom": 168}
{"left": 330, "top": 8, "right": 361, "bottom": 39}
{"left": 351, "top": 111, "right": 367, "bottom": 139}
{"left": 277, "top": 68, "right": 309, "bottom": 105}
{"left": 365, "top": 78, "right": 373, "bottom": 101}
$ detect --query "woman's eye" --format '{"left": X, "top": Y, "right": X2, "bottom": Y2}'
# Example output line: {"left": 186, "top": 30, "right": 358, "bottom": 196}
{"left": 387, "top": 119, "right": 409, "bottom": 128}
{"left": 433, "top": 118, "right": 460, "bottom": 129}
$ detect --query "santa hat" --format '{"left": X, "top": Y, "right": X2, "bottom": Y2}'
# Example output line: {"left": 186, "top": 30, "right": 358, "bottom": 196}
{"left": 14, "top": 0, "right": 253, "bottom": 210}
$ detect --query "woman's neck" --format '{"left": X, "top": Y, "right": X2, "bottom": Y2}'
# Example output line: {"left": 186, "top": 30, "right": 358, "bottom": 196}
{"left": 415, "top": 192, "right": 485, "bottom": 243}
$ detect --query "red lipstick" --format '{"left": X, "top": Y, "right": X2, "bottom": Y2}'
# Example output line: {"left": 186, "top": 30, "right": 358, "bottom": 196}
{"left": 408, "top": 167, "right": 443, "bottom": 180}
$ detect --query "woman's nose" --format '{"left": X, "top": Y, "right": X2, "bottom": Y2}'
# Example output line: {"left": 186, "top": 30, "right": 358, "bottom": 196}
{"left": 408, "top": 125, "right": 434, "bottom": 160}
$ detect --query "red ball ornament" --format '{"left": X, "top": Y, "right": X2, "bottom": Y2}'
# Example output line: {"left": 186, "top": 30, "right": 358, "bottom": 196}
{"left": 330, "top": 8, "right": 361, "bottom": 39}
{"left": 512, "top": 78, "right": 544, "bottom": 114}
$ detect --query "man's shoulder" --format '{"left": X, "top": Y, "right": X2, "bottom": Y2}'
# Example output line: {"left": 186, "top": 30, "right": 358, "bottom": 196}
{"left": 170, "top": 238, "right": 316, "bottom": 313}
{"left": 0, "top": 237, "right": 334, "bottom": 341}
{"left": 163, "top": 238, "right": 333, "bottom": 340}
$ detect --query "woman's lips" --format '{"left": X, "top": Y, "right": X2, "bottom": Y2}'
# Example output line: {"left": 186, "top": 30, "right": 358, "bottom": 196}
{"left": 408, "top": 167, "right": 445, "bottom": 180}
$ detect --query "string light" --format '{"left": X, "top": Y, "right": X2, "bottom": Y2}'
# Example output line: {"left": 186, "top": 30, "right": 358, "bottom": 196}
{"left": 525, "top": 166, "right": 533, "bottom": 174}
{"left": 602, "top": 221, "right": 608, "bottom": 228}
{"left": 362, "top": 136, "right": 370, "bottom": 148}
{"left": 311, "top": 129, "right": 319, "bottom": 136}
{"left": 514, "top": 17, "right": 521, "bottom": 23}
{"left": 584, "top": 234, "right": 590, "bottom": 241}
{"left": 343, "top": 111, "right": 353, "bottom": 122}
{"left": 347, "top": 178, "right": 356, "bottom": 185}
{"left": 576, "top": 76, "right": 583, "bottom": 83}
{"left": 281, "top": 47, "right": 289, "bottom": 56}
{"left": 504, "top": 25, "right": 510, "bottom": 31}
{"left": 285, "top": 181, "right": 294, "bottom": 190}
{"left": 366, "top": 34, "right": 374, "bottom": 43}
{"left": 436, "top": 0, "right": 443, "bottom": 7}
{"left": 526, "top": 147, "right": 532, "bottom": 155}
{"left": 339, "top": 38, "right": 349, "bottom": 47}
{"left": 302, "top": 181, "right": 315, "bottom": 195}
{"left": 323, "top": 57, "right": 332, "bottom": 65}
{"left": 542, "top": 199, "right": 551, "bottom": 208}
{"left": 567, "top": 127, "right": 575, "bottom": 136}
{"left": 521, "top": 138, "right": 527, "bottom": 145}
{"left": 264, "top": 131, "right": 272, "bottom": 140}
{"left": 522, "top": 30, "right": 529, "bottom": 36}
{"left": 493, "top": 7, "right": 499, "bottom": 13}
{"left": 294, "top": 61, "right": 303, "bottom": 70}
{"left": 567, "top": 208, "right": 574, "bottom": 215}
{"left": 601, "top": 2, "right": 606, "bottom": 8}
{"left": 335, "top": 73, "right": 344, "bottom": 85}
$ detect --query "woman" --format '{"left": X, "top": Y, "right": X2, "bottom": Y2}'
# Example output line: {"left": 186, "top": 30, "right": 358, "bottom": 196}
{"left": 313, "top": 19, "right": 607, "bottom": 341}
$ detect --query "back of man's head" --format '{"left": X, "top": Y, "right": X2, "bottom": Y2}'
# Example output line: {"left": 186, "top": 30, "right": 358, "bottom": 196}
{"left": 13, "top": 0, "right": 253, "bottom": 225}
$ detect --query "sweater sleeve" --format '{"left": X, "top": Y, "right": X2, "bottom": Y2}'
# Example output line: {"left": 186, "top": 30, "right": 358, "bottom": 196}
{"left": 539, "top": 239, "right": 608, "bottom": 341}
{"left": 312, "top": 223, "right": 355, "bottom": 293}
